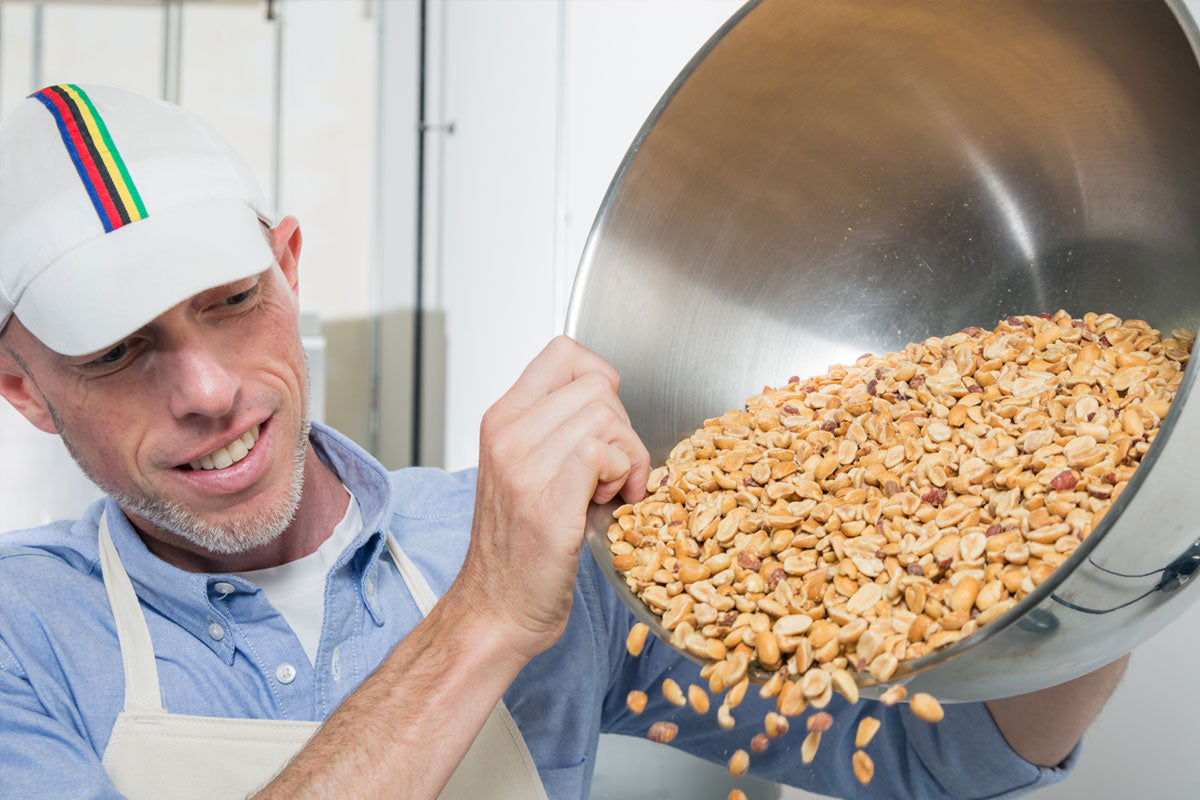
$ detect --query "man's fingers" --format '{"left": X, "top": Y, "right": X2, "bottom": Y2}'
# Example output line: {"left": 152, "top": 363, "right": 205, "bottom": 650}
{"left": 582, "top": 443, "right": 632, "bottom": 506}
{"left": 618, "top": 434, "right": 652, "bottom": 505}
{"left": 489, "top": 337, "right": 620, "bottom": 427}
{"left": 498, "top": 371, "right": 633, "bottom": 452}
{"left": 518, "top": 399, "right": 648, "bottom": 522}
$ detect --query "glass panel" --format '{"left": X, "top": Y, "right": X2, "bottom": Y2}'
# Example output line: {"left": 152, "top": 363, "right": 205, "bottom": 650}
{"left": 179, "top": 0, "right": 276, "bottom": 208}
{"left": 40, "top": 2, "right": 163, "bottom": 96}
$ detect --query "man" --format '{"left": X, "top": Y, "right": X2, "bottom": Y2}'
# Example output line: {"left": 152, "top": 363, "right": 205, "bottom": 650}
{"left": 0, "top": 84, "right": 1124, "bottom": 799}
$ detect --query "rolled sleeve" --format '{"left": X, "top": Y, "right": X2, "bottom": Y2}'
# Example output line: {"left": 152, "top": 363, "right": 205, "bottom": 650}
{"left": 900, "top": 698, "right": 1078, "bottom": 799}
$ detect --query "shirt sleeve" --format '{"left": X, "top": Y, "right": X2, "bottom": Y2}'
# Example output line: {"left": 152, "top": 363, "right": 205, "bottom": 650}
{"left": 584, "top": 552, "right": 1077, "bottom": 799}
{"left": 0, "top": 636, "right": 124, "bottom": 800}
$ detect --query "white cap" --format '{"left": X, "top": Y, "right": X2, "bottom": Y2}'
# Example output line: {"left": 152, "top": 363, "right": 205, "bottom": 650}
{"left": 0, "top": 84, "right": 275, "bottom": 356}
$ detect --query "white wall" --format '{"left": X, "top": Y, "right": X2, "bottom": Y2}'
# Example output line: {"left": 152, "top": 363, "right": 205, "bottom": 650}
{"left": 428, "top": 0, "right": 743, "bottom": 473}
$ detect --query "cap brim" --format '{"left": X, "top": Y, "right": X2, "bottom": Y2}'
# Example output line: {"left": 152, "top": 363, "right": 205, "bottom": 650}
{"left": 15, "top": 199, "right": 275, "bottom": 356}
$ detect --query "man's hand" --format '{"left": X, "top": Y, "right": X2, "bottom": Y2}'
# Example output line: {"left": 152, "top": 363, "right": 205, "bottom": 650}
{"left": 456, "top": 336, "right": 651, "bottom": 662}
{"left": 255, "top": 337, "right": 648, "bottom": 799}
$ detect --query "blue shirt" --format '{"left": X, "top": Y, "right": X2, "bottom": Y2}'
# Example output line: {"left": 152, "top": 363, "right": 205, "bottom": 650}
{"left": 0, "top": 424, "right": 1075, "bottom": 798}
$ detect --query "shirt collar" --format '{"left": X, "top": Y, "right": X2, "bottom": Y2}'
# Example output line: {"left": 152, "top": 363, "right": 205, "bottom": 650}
{"left": 101, "top": 423, "right": 400, "bottom": 661}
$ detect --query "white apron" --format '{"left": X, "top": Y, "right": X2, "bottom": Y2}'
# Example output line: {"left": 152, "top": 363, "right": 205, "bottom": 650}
{"left": 97, "top": 513, "right": 549, "bottom": 800}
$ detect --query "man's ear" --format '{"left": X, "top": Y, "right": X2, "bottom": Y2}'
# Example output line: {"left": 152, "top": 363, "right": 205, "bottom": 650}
{"left": 0, "top": 345, "right": 56, "bottom": 435}
{"left": 269, "top": 216, "right": 302, "bottom": 296}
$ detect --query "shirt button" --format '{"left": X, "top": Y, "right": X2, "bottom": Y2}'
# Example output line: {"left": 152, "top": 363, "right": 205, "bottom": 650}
{"left": 365, "top": 577, "right": 376, "bottom": 597}
{"left": 213, "top": 582, "right": 236, "bottom": 596}
{"left": 207, "top": 623, "right": 225, "bottom": 641}
{"left": 276, "top": 663, "right": 297, "bottom": 685}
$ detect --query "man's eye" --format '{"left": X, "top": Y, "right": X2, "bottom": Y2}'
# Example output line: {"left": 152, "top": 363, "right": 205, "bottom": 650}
{"left": 88, "top": 342, "right": 128, "bottom": 367}
{"left": 225, "top": 289, "right": 254, "bottom": 306}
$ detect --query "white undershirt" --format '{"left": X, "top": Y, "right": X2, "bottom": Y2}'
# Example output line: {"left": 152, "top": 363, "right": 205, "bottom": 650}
{"left": 231, "top": 489, "right": 362, "bottom": 666}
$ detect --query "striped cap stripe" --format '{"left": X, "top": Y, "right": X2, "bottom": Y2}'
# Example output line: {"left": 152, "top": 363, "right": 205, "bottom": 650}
{"left": 28, "top": 84, "right": 147, "bottom": 232}
{"left": 67, "top": 84, "right": 148, "bottom": 220}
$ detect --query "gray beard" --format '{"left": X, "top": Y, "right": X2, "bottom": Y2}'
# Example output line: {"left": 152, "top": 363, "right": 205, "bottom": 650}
{"left": 56, "top": 408, "right": 312, "bottom": 555}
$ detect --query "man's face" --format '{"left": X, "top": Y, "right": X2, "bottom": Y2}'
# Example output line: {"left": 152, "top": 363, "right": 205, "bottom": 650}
{"left": 0, "top": 259, "right": 310, "bottom": 555}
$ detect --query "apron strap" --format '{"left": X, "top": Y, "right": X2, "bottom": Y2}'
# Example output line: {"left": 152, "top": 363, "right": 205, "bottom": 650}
{"left": 384, "top": 532, "right": 440, "bottom": 617}
{"left": 98, "top": 513, "right": 164, "bottom": 712}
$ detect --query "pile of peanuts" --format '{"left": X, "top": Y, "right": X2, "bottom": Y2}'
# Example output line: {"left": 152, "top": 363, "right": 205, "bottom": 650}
{"left": 608, "top": 311, "right": 1192, "bottom": 790}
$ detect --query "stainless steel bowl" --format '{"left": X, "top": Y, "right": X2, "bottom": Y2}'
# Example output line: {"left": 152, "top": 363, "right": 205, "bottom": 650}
{"left": 567, "top": 0, "right": 1200, "bottom": 702}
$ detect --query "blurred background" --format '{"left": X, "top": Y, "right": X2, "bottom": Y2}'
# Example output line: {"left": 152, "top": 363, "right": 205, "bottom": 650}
{"left": 0, "top": 1, "right": 1197, "bottom": 797}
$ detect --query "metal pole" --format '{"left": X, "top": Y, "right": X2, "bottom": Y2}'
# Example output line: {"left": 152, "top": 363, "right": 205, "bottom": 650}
{"left": 31, "top": 1, "right": 44, "bottom": 91}
{"left": 411, "top": 0, "right": 429, "bottom": 467}
{"left": 367, "top": 0, "right": 385, "bottom": 458}
{"left": 269, "top": 0, "right": 284, "bottom": 214}
{"left": 161, "top": 0, "right": 183, "bottom": 103}
{"left": 0, "top": 3, "right": 6, "bottom": 113}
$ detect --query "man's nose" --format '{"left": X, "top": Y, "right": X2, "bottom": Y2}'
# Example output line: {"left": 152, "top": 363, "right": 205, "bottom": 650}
{"left": 165, "top": 341, "right": 240, "bottom": 420}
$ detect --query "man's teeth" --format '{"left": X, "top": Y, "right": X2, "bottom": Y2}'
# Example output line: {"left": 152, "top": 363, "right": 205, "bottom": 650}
{"left": 188, "top": 425, "right": 260, "bottom": 471}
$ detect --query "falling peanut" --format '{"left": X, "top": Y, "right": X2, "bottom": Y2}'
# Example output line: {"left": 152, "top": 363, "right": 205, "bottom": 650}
{"left": 647, "top": 721, "right": 677, "bottom": 743}
{"left": 853, "top": 750, "right": 875, "bottom": 784}
{"left": 801, "top": 731, "right": 822, "bottom": 764}
{"left": 688, "top": 684, "right": 710, "bottom": 714}
{"left": 806, "top": 712, "right": 833, "bottom": 734}
{"left": 625, "top": 623, "right": 649, "bottom": 658}
{"left": 879, "top": 685, "right": 907, "bottom": 706}
{"left": 728, "top": 749, "right": 750, "bottom": 777}
{"left": 764, "top": 711, "right": 790, "bottom": 738}
{"left": 911, "top": 692, "right": 945, "bottom": 723}
{"left": 856, "top": 717, "right": 881, "bottom": 748}
{"left": 717, "top": 704, "right": 735, "bottom": 730}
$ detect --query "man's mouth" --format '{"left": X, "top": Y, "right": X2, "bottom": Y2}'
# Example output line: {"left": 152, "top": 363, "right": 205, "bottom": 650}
{"left": 180, "top": 425, "right": 262, "bottom": 471}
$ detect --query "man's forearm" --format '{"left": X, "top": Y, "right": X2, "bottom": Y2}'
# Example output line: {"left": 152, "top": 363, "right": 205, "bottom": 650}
{"left": 985, "top": 654, "right": 1129, "bottom": 768}
{"left": 254, "top": 585, "right": 529, "bottom": 800}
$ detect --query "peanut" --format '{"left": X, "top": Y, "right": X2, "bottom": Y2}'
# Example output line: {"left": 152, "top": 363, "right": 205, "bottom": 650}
{"left": 688, "top": 684, "right": 710, "bottom": 714}
{"left": 764, "top": 711, "right": 790, "bottom": 738}
{"left": 626, "top": 623, "right": 649, "bottom": 658}
{"left": 801, "top": 731, "right": 822, "bottom": 764}
{"left": 717, "top": 703, "right": 735, "bottom": 730}
{"left": 778, "top": 679, "right": 808, "bottom": 717}
{"left": 626, "top": 690, "right": 647, "bottom": 714}
{"left": 853, "top": 750, "right": 875, "bottom": 784}
{"left": 807, "top": 712, "right": 834, "bottom": 733}
{"left": 647, "top": 721, "right": 677, "bottom": 743}
{"left": 855, "top": 716, "right": 882, "bottom": 747}
{"left": 911, "top": 692, "right": 945, "bottom": 723}
{"left": 880, "top": 685, "right": 907, "bottom": 706}
{"left": 759, "top": 670, "right": 785, "bottom": 699}
{"left": 662, "top": 678, "right": 686, "bottom": 707}
{"left": 831, "top": 668, "right": 859, "bottom": 704}
{"left": 728, "top": 749, "right": 750, "bottom": 777}
{"left": 725, "top": 676, "right": 750, "bottom": 709}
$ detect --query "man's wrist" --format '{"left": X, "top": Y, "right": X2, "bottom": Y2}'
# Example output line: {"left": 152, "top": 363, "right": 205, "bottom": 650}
{"left": 434, "top": 580, "right": 541, "bottom": 677}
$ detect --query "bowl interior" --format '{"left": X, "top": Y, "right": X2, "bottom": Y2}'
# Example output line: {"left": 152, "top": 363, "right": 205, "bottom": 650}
{"left": 569, "top": 0, "right": 1200, "bottom": 465}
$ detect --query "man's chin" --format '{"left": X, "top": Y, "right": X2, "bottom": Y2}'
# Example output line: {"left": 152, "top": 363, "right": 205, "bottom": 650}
{"left": 121, "top": 495, "right": 300, "bottom": 556}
